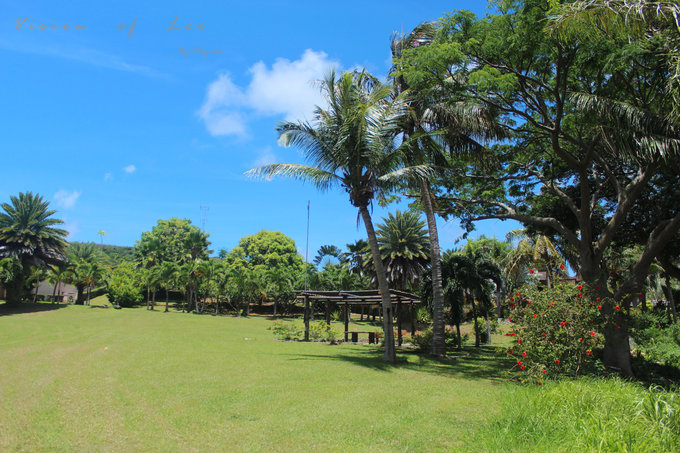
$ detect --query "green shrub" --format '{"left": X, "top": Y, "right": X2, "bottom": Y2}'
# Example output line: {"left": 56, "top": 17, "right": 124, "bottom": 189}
{"left": 506, "top": 283, "right": 605, "bottom": 382}
{"left": 415, "top": 306, "right": 432, "bottom": 324}
{"left": 632, "top": 311, "right": 680, "bottom": 369}
{"left": 268, "top": 321, "right": 302, "bottom": 340}
{"left": 309, "top": 321, "right": 339, "bottom": 343}
{"left": 105, "top": 262, "right": 143, "bottom": 308}
{"left": 475, "top": 317, "right": 499, "bottom": 343}
{"left": 412, "top": 328, "right": 433, "bottom": 351}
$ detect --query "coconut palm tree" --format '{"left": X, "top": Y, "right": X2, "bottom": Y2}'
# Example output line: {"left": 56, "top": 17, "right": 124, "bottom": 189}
{"left": 313, "top": 245, "right": 342, "bottom": 268}
{"left": 505, "top": 229, "right": 567, "bottom": 289}
{"left": 48, "top": 263, "right": 71, "bottom": 303}
{"left": 0, "top": 192, "right": 68, "bottom": 305}
{"left": 247, "top": 70, "right": 413, "bottom": 362}
{"left": 390, "top": 24, "right": 505, "bottom": 355}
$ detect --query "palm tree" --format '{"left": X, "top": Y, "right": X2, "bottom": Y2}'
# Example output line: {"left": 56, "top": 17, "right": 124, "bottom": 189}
{"left": 390, "top": 25, "right": 505, "bottom": 355}
{"left": 48, "top": 263, "right": 71, "bottom": 303}
{"left": 67, "top": 242, "right": 101, "bottom": 305}
{"left": 0, "top": 192, "right": 68, "bottom": 305}
{"left": 247, "top": 70, "right": 411, "bottom": 362}
{"left": 505, "top": 229, "right": 567, "bottom": 289}
{"left": 313, "top": 245, "right": 342, "bottom": 268}
{"left": 341, "top": 239, "right": 369, "bottom": 278}
{"left": 376, "top": 210, "right": 430, "bottom": 290}
{"left": 159, "top": 261, "right": 179, "bottom": 312}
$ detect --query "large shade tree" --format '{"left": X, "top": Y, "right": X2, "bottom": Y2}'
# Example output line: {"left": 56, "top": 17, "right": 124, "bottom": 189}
{"left": 399, "top": 0, "right": 680, "bottom": 376}
{"left": 248, "top": 70, "right": 414, "bottom": 362}
{"left": 0, "top": 192, "right": 68, "bottom": 306}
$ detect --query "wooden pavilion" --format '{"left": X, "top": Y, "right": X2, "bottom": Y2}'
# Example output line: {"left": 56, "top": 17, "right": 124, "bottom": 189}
{"left": 295, "top": 289, "right": 422, "bottom": 345}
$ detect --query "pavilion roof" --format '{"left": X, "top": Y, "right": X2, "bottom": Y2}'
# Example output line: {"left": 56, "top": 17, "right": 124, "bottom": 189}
{"left": 295, "top": 289, "right": 421, "bottom": 305}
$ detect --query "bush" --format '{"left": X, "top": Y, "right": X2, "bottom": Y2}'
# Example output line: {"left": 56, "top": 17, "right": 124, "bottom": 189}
{"left": 505, "top": 283, "right": 605, "bottom": 382}
{"left": 412, "top": 328, "right": 433, "bottom": 351}
{"left": 268, "top": 321, "right": 302, "bottom": 340}
{"left": 309, "top": 321, "right": 339, "bottom": 343}
{"left": 105, "top": 262, "right": 143, "bottom": 308}
{"left": 475, "top": 317, "right": 499, "bottom": 343}
{"left": 632, "top": 311, "right": 680, "bottom": 369}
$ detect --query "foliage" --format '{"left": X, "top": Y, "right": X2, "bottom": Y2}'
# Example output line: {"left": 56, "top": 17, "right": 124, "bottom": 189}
{"left": 506, "top": 283, "right": 606, "bottom": 382}
{"left": 476, "top": 317, "right": 498, "bottom": 343}
{"left": 0, "top": 192, "right": 68, "bottom": 305}
{"left": 134, "top": 218, "right": 210, "bottom": 265}
{"left": 632, "top": 310, "right": 680, "bottom": 369}
{"left": 105, "top": 261, "right": 143, "bottom": 307}
{"left": 473, "top": 378, "right": 680, "bottom": 452}
{"left": 268, "top": 321, "right": 303, "bottom": 340}
{"left": 309, "top": 321, "right": 339, "bottom": 343}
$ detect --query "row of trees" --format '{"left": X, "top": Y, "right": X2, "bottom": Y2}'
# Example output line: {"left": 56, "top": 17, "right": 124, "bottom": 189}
{"left": 248, "top": 0, "right": 680, "bottom": 372}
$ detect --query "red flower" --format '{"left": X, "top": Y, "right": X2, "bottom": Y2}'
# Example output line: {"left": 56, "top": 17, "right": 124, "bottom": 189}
{"left": 508, "top": 350, "right": 513, "bottom": 354}
{"left": 522, "top": 352, "right": 527, "bottom": 357}
{"left": 509, "top": 317, "right": 513, "bottom": 322}
{"left": 560, "top": 264, "right": 565, "bottom": 270}
{"left": 518, "top": 339, "right": 522, "bottom": 344}
{"left": 529, "top": 269, "right": 535, "bottom": 274}
{"left": 538, "top": 381, "right": 543, "bottom": 386}
{"left": 586, "top": 350, "right": 591, "bottom": 355}
{"left": 615, "top": 324, "right": 620, "bottom": 329}
{"left": 640, "top": 293, "right": 644, "bottom": 298}
{"left": 542, "top": 333, "right": 546, "bottom": 337}
{"left": 516, "top": 292, "right": 520, "bottom": 296}
{"left": 597, "top": 305, "right": 602, "bottom": 310}
{"left": 533, "top": 314, "right": 538, "bottom": 318}
{"left": 555, "top": 359, "right": 560, "bottom": 364}
{"left": 596, "top": 298, "right": 601, "bottom": 302}
{"left": 578, "top": 293, "right": 582, "bottom": 298}
{"left": 590, "top": 331, "right": 595, "bottom": 336}
{"left": 520, "top": 365, "right": 526, "bottom": 370}
{"left": 510, "top": 303, "right": 515, "bottom": 308}
{"left": 527, "top": 301, "right": 532, "bottom": 305}
{"left": 615, "top": 306, "right": 621, "bottom": 311}
{"left": 512, "top": 333, "right": 517, "bottom": 336}
{"left": 510, "top": 297, "right": 515, "bottom": 302}
{"left": 560, "top": 322, "right": 567, "bottom": 327}
{"left": 578, "top": 285, "right": 583, "bottom": 290}
{"left": 506, "top": 333, "right": 511, "bottom": 336}
{"left": 542, "top": 369, "right": 546, "bottom": 374}
{"left": 517, "top": 360, "right": 522, "bottom": 366}
{"left": 579, "top": 337, "right": 583, "bottom": 342}
{"left": 595, "top": 286, "right": 600, "bottom": 290}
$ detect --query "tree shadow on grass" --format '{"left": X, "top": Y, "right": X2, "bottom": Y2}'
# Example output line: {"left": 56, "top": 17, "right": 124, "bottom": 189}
{"left": 0, "top": 301, "right": 68, "bottom": 317}
{"left": 285, "top": 345, "right": 515, "bottom": 381}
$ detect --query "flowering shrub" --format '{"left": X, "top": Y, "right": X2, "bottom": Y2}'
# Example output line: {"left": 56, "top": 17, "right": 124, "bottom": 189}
{"left": 506, "top": 283, "right": 605, "bottom": 383}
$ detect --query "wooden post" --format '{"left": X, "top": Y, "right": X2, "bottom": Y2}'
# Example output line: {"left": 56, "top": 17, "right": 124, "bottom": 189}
{"left": 325, "top": 300, "right": 331, "bottom": 326}
{"left": 410, "top": 303, "right": 416, "bottom": 337}
{"left": 344, "top": 303, "right": 349, "bottom": 342}
{"left": 397, "top": 300, "right": 403, "bottom": 346}
{"left": 304, "top": 294, "right": 310, "bottom": 341}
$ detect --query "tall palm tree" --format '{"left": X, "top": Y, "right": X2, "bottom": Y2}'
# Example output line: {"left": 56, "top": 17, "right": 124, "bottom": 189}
{"left": 247, "top": 70, "right": 412, "bottom": 362}
{"left": 341, "top": 239, "right": 369, "bottom": 278}
{"left": 159, "top": 261, "right": 179, "bottom": 312}
{"left": 48, "top": 263, "right": 72, "bottom": 303}
{"left": 390, "top": 25, "right": 505, "bottom": 355}
{"left": 0, "top": 192, "right": 68, "bottom": 305}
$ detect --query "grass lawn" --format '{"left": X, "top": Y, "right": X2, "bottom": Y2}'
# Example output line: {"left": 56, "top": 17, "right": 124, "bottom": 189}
{"left": 0, "top": 300, "right": 677, "bottom": 452}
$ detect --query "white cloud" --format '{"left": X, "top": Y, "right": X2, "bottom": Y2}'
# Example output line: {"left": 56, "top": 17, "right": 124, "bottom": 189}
{"left": 123, "top": 164, "right": 136, "bottom": 174}
{"left": 197, "top": 49, "right": 340, "bottom": 137}
{"left": 53, "top": 190, "right": 81, "bottom": 209}
{"left": 253, "top": 146, "right": 277, "bottom": 167}
{"left": 104, "top": 172, "right": 113, "bottom": 182}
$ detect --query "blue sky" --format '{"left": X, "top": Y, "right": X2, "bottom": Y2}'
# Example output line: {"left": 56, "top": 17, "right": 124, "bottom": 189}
{"left": 1, "top": 0, "right": 520, "bottom": 257}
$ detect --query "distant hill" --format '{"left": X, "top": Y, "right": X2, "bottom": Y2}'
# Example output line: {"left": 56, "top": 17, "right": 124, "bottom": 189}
{"left": 69, "top": 242, "right": 135, "bottom": 264}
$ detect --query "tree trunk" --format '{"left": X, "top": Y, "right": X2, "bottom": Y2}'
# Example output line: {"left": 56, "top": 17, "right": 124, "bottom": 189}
{"left": 485, "top": 310, "right": 492, "bottom": 345}
{"left": 151, "top": 290, "right": 156, "bottom": 310}
{"left": 86, "top": 284, "right": 92, "bottom": 306}
{"left": 602, "top": 320, "right": 634, "bottom": 377}
{"left": 75, "top": 284, "right": 86, "bottom": 305}
{"left": 359, "top": 205, "right": 396, "bottom": 363}
{"left": 664, "top": 274, "right": 678, "bottom": 323}
{"left": 5, "top": 273, "right": 24, "bottom": 306}
{"left": 146, "top": 285, "right": 151, "bottom": 310}
{"left": 33, "top": 278, "right": 40, "bottom": 303}
{"left": 165, "top": 289, "right": 169, "bottom": 312}
{"left": 51, "top": 279, "right": 58, "bottom": 304}
{"left": 471, "top": 291, "right": 480, "bottom": 348}
{"left": 420, "top": 180, "right": 446, "bottom": 356}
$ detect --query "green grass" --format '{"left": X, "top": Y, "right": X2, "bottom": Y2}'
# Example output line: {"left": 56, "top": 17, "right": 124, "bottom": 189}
{"left": 0, "top": 302, "right": 678, "bottom": 452}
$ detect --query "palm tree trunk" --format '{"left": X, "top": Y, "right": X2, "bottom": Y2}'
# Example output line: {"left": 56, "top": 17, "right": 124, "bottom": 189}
{"left": 33, "top": 278, "right": 40, "bottom": 303}
{"left": 546, "top": 268, "right": 552, "bottom": 289}
{"left": 151, "top": 290, "right": 156, "bottom": 310}
{"left": 420, "top": 180, "right": 446, "bottom": 356}
{"left": 359, "top": 205, "right": 396, "bottom": 363}
{"left": 472, "top": 291, "right": 480, "bottom": 347}
{"left": 52, "top": 279, "right": 58, "bottom": 304}
{"left": 485, "top": 310, "right": 492, "bottom": 345}
{"left": 665, "top": 274, "right": 678, "bottom": 323}
{"left": 87, "top": 284, "right": 92, "bottom": 306}
{"left": 165, "top": 289, "right": 169, "bottom": 312}
{"left": 146, "top": 285, "right": 150, "bottom": 310}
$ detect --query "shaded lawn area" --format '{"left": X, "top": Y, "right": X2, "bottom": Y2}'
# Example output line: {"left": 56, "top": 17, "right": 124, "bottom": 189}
{"left": 0, "top": 302, "right": 507, "bottom": 452}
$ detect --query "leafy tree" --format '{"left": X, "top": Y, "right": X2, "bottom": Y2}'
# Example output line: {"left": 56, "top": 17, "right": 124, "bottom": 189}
{"left": 106, "top": 261, "right": 143, "bottom": 308}
{"left": 399, "top": 0, "right": 680, "bottom": 375}
{"left": 0, "top": 192, "right": 68, "bottom": 305}
{"left": 248, "top": 70, "right": 412, "bottom": 362}
{"left": 134, "top": 218, "right": 210, "bottom": 265}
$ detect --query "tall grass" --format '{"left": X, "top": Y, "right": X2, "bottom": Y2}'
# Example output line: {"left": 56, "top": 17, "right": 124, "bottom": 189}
{"left": 472, "top": 378, "right": 680, "bottom": 452}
